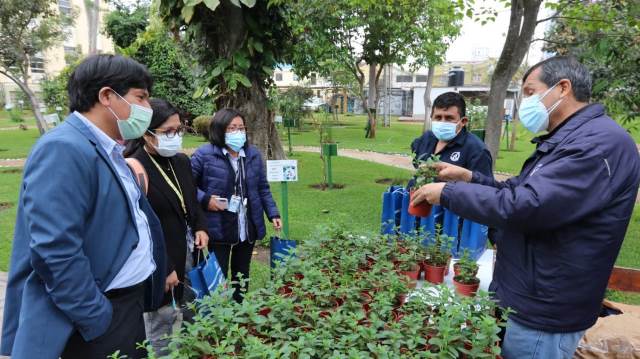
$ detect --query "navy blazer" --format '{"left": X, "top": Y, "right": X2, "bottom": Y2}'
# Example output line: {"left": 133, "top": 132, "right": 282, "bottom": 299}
{"left": 191, "top": 143, "right": 280, "bottom": 245}
{"left": 1, "top": 114, "right": 166, "bottom": 359}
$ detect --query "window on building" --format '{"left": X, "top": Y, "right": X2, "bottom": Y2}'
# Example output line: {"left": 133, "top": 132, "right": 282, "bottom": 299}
{"left": 30, "top": 54, "right": 45, "bottom": 74}
{"left": 58, "top": 0, "right": 72, "bottom": 16}
{"left": 415, "top": 75, "right": 428, "bottom": 83}
{"left": 310, "top": 73, "right": 317, "bottom": 86}
{"left": 472, "top": 73, "right": 482, "bottom": 83}
{"left": 275, "top": 73, "right": 283, "bottom": 81}
{"left": 439, "top": 75, "right": 448, "bottom": 85}
{"left": 396, "top": 75, "right": 413, "bottom": 83}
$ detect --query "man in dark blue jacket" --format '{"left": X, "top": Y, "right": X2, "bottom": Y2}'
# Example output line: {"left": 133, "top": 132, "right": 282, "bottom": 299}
{"left": 411, "top": 92, "right": 493, "bottom": 178}
{"left": 411, "top": 56, "right": 640, "bottom": 359}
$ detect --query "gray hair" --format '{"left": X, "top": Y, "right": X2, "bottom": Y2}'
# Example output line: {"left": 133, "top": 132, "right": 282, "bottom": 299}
{"left": 522, "top": 56, "right": 592, "bottom": 102}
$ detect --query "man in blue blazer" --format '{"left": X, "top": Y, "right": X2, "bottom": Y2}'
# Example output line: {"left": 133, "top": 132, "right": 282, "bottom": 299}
{"left": 1, "top": 55, "right": 166, "bottom": 359}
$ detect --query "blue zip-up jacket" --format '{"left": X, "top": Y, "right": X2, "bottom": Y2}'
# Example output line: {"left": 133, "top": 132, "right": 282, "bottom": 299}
{"left": 441, "top": 104, "right": 640, "bottom": 332}
{"left": 191, "top": 143, "right": 280, "bottom": 245}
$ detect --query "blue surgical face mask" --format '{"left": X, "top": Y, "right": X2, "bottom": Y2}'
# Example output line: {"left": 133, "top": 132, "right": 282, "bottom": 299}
{"left": 432, "top": 121, "right": 459, "bottom": 141}
{"left": 518, "top": 82, "right": 563, "bottom": 134}
{"left": 225, "top": 131, "right": 246, "bottom": 152}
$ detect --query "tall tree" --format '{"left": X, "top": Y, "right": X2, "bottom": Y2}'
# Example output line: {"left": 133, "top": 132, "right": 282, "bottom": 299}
{"left": 85, "top": 0, "right": 101, "bottom": 54}
{"left": 103, "top": 0, "right": 150, "bottom": 49}
{"left": 0, "top": 0, "right": 72, "bottom": 134}
{"left": 278, "top": 0, "right": 467, "bottom": 139}
{"left": 422, "top": 65, "right": 435, "bottom": 132}
{"left": 484, "top": 0, "right": 542, "bottom": 163}
{"left": 541, "top": 0, "right": 639, "bottom": 125}
{"left": 158, "top": 0, "right": 291, "bottom": 159}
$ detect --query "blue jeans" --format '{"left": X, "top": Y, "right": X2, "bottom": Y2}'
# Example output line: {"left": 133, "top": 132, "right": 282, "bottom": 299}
{"left": 502, "top": 318, "right": 585, "bottom": 359}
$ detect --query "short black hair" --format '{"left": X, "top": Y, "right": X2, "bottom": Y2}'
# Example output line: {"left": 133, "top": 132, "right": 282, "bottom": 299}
{"left": 68, "top": 54, "right": 153, "bottom": 112}
{"left": 522, "top": 56, "right": 592, "bottom": 102}
{"left": 432, "top": 92, "right": 466, "bottom": 117}
{"left": 208, "top": 108, "right": 247, "bottom": 148}
{"left": 123, "top": 98, "right": 180, "bottom": 157}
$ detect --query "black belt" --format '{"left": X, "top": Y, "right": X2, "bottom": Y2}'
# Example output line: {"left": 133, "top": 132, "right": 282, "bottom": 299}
{"left": 104, "top": 282, "right": 145, "bottom": 299}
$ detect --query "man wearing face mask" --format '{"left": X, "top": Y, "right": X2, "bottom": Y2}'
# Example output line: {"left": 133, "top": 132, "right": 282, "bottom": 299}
{"left": 410, "top": 92, "right": 493, "bottom": 179}
{"left": 1, "top": 55, "right": 167, "bottom": 359}
{"left": 411, "top": 56, "right": 640, "bottom": 358}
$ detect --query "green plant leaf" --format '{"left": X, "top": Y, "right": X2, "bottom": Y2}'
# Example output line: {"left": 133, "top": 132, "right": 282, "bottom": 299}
{"left": 192, "top": 86, "right": 205, "bottom": 99}
{"left": 235, "top": 73, "right": 252, "bottom": 87}
{"left": 229, "top": 0, "right": 241, "bottom": 7}
{"left": 181, "top": 5, "right": 195, "bottom": 23}
{"left": 202, "top": 0, "right": 221, "bottom": 11}
{"left": 184, "top": 0, "right": 203, "bottom": 6}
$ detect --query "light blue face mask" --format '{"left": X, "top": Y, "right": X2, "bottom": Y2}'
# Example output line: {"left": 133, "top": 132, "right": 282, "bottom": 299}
{"left": 432, "top": 121, "right": 459, "bottom": 141}
{"left": 518, "top": 82, "right": 563, "bottom": 134}
{"left": 225, "top": 131, "right": 246, "bottom": 152}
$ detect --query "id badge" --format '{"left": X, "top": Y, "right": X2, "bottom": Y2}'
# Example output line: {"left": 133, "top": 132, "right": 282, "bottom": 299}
{"left": 228, "top": 195, "right": 241, "bottom": 213}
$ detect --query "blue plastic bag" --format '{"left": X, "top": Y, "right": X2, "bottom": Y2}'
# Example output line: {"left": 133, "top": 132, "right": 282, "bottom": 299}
{"left": 270, "top": 236, "right": 296, "bottom": 269}
{"left": 187, "top": 249, "right": 225, "bottom": 299}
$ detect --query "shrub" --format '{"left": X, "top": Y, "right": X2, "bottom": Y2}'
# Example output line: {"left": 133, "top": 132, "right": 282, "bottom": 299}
{"left": 192, "top": 115, "right": 212, "bottom": 139}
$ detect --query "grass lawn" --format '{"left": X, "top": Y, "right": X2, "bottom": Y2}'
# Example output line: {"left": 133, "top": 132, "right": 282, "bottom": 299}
{"left": 0, "top": 110, "right": 36, "bottom": 129}
{"left": 0, "top": 129, "right": 40, "bottom": 159}
{"left": 0, "top": 167, "right": 22, "bottom": 272}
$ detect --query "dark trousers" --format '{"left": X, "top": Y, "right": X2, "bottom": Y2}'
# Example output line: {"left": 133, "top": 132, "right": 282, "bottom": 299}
{"left": 212, "top": 240, "right": 254, "bottom": 303}
{"left": 61, "top": 283, "right": 146, "bottom": 359}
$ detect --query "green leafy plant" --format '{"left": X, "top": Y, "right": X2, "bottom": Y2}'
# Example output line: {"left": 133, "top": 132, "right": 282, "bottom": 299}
{"left": 412, "top": 154, "right": 440, "bottom": 190}
{"left": 425, "top": 225, "right": 453, "bottom": 267}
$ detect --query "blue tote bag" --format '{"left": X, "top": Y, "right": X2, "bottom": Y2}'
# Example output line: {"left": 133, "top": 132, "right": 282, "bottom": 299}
{"left": 187, "top": 249, "right": 225, "bottom": 299}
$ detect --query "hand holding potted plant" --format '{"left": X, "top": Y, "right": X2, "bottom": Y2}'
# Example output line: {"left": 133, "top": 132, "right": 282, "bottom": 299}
{"left": 409, "top": 154, "right": 440, "bottom": 217}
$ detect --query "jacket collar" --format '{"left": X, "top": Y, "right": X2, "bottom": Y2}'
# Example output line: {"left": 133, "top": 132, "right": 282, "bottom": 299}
{"left": 532, "top": 103, "right": 603, "bottom": 153}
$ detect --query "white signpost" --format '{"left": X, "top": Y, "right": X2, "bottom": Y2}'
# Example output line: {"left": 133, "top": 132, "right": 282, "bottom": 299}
{"left": 266, "top": 160, "right": 298, "bottom": 238}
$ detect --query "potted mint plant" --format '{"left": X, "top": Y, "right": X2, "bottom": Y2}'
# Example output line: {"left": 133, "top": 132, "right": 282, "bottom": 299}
{"left": 408, "top": 154, "right": 439, "bottom": 217}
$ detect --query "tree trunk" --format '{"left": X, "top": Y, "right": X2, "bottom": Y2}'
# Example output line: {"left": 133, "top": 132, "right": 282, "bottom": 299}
{"left": 509, "top": 94, "right": 522, "bottom": 151}
{"left": 485, "top": 0, "right": 542, "bottom": 163}
{"left": 218, "top": 81, "right": 285, "bottom": 160}
{"left": 86, "top": 0, "right": 100, "bottom": 54}
{"left": 422, "top": 65, "right": 436, "bottom": 132}
{"left": 1, "top": 70, "right": 46, "bottom": 134}
{"left": 366, "top": 62, "right": 377, "bottom": 138}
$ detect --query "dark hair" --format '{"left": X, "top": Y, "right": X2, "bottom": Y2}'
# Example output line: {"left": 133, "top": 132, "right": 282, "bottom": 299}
{"left": 68, "top": 54, "right": 153, "bottom": 112}
{"left": 522, "top": 56, "right": 592, "bottom": 102}
{"left": 208, "top": 108, "right": 247, "bottom": 148}
{"left": 432, "top": 92, "right": 466, "bottom": 117}
{"left": 123, "top": 98, "right": 180, "bottom": 156}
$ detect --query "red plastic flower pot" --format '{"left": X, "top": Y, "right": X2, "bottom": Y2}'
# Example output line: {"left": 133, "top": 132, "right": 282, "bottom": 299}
{"left": 400, "top": 264, "right": 421, "bottom": 281}
{"left": 408, "top": 190, "right": 432, "bottom": 217}
{"left": 424, "top": 263, "right": 447, "bottom": 284}
{"left": 453, "top": 278, "right": 480, "bottom": 297}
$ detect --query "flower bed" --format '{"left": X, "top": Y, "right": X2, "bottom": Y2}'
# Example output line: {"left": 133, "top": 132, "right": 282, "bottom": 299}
{"left": 157, "top": 230, "right": 507, "bottom": 358}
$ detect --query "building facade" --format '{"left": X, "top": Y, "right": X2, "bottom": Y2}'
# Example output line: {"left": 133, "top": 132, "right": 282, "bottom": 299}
{"left": 1, "top": 0, "right": 114, "bottom": 108}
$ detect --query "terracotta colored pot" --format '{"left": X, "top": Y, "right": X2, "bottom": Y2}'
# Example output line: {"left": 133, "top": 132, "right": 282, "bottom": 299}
{"left": 454, "top": 263, "right": 478, "bottom": 277}
{"left": 424, "top": 263, "right": 447, "bottom": 284}
{"left": 408, "top": 190, "right": 432, "bottom": 217}
{"left": 400, "top": 264, "right": 421, "bottom": 280}
{"left": 453, "top": 278, "right": 480, "bottom": 297}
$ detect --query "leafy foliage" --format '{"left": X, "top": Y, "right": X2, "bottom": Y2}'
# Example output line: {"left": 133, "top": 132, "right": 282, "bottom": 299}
{"left": 412, "top": 154, "right": 440, "bottom": 189}
{"left": 272, "top": 86, "right": 313, "bottom": 125}
{"left": 543, "top": 0, "right": 640, "bottom": 125}
{"left": 153, "top": 229, "right": 506, "bottom": 357}
{"left": 466, "top": 98, "right": 488, "bottom": 131}
{"left": 41, "top": 62, "right": 77, "bottom": 113}
{"left": 276, "top": 0, "right": 468, "bottom": 138}
{"left": 103, "top": 0, "right": 150, "bottom": 49}
{"left": 124, "top": 27, "right": 214, "bottom": 119}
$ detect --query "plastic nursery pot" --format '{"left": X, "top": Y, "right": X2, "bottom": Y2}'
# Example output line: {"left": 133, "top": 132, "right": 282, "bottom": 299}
{"left": 400, "top": 264, "right": 421, "bottom": 281}
{"left": 424, "top": 263, "right": 447, "bottom": 284}
{"left": 408, "top": 190, "right": 433, "bottom": 217}
{"left": 453, "top": 277, "right": 480, "bottom": 297}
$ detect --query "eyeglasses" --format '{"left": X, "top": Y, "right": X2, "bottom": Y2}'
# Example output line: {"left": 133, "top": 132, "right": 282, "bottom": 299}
{"left": 226, "top": 126, "right": 246, "bottom": 133}
{"left": 153, "top": 126, "right": 188, "bottom": 138}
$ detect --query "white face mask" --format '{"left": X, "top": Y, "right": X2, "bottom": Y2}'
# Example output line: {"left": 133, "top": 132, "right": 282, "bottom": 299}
{"left": 148, "top": 131, "right": 183, "bottom": 157}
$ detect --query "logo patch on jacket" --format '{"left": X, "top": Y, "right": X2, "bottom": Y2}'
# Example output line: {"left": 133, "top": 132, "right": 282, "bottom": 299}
{"left": 450, "top": 152, "right": 461, "bottom": 162}
{"left": 530, "top": 163, "right": 544, "bottom": 176}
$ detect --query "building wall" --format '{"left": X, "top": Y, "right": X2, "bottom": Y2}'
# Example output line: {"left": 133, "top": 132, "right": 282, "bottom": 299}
{"left": 1, "top": 0, "right": 114, "bottom": 107}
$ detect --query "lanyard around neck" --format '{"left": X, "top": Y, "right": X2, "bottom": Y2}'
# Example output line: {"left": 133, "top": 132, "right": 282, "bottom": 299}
{"left": 145, "top": 149, "right": 187, "bottom": 215}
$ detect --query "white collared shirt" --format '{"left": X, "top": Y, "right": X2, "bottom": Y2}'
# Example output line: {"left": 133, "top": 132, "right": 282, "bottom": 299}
{"left": 222, "top": 148, "right": 248, "bottom": 242}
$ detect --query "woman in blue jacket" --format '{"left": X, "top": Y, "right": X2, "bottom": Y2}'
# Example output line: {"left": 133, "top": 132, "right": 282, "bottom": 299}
{"left": 191, "top": 108, "right": 281, "bottom": 302}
